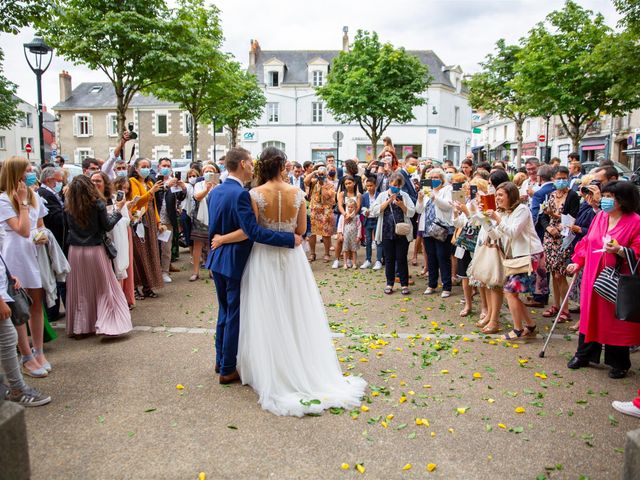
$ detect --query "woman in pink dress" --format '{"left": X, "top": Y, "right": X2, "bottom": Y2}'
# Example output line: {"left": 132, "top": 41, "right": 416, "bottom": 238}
{"left": 566, "top": 181, "right": 640, "bottom": 379}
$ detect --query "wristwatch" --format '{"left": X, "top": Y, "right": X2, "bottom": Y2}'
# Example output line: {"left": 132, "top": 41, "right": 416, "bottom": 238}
{"left": 21, "top": 200, "right": 29, "bottom": 207}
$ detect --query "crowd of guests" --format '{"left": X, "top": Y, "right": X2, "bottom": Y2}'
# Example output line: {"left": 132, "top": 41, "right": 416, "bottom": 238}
{"left": 1, "top": 130, "right": 639, "bottom": 413}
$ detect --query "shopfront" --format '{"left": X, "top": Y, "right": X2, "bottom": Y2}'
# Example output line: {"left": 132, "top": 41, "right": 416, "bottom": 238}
{"left": 521, "top": 142, "right": 537, "bottom": 156}
{"left": 580, "top": 136, "right": 609, "bottom": 163}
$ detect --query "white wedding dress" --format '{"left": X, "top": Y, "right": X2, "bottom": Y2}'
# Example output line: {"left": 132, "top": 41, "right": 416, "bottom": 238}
{"left": 238, "top": 187, "right": 367, "bottom": 417}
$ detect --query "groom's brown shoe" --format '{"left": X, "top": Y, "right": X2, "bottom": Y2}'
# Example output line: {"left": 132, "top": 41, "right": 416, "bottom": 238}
{"left": 219, "top": 370, "right": 241, "bottom": 385}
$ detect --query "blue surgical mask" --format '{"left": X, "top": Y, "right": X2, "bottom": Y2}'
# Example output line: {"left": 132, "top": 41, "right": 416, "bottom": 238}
{"left": 54, "top": 181, "right": 63, "bottom": 193}
{"left": 139, "top": 168, "right": 150, "bottom": 179}
{"left": 218, "top": 164, "right": 226, "bottom": 172}
{"left": 160, "top": 167, "right": 171, "bottom": 176}
{"left": 554, "top": 179, "right": 569, "bottom": 190}
{"left": 25, "top": 172, "right": 37, "bottom": 187}
{"left": 431, "top": 179, "right": 442, "bottom": 189}
{"left": 601, "top": 197, "right": 615, "bottom": 213}
{"left": 116, "top": 170, "right": 128, "bottom": 178}
{"left": 390, "top": 186, "right": 401, "bottom": 194}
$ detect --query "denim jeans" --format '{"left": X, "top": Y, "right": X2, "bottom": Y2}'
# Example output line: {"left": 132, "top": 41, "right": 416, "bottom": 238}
{"left": 424, "top": 235, "right": 453, "bottom": 291}
{"left": 0, "top": 318, "right": 26, "bottom": 391}
{"left": 364, "top": 226, "right": 383, "bottom": 263}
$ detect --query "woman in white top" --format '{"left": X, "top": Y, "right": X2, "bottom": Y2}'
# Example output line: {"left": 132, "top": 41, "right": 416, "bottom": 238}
{"left": 190, "top": 164, "right": 220, "bottom": 281}
{"left": 0, "top": 157, "right": 50, "bottom": 378}
{"left": 417, "top": 168, "right": 454, "bottom": 297}
{"left": 486, "top": 182, "right": 544, "bottom": 341}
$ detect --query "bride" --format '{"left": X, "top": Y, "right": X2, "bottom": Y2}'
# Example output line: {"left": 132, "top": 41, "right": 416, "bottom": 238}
{"left": 212, "top": 147, "right": 366, "bottom": 416}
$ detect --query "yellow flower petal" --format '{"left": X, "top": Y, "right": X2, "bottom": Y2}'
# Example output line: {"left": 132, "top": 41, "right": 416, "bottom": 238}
{"left": 448, "top": 428, "right": 454, "bottom": 433}
{"left": 386, "top": 414, "right": 394, "bottom": 420}
{"left": 176, "top": 384, "right": 185, "bottom": 390}
{"left": 356, "top": 464, "right": 365, "bottom": 474}
{"left": 452, "top": 348, "right": 459, "bottom": 354}
{"left": 390, "top": 373, "right": 397, "bottom": 378}
{"left": 456, "top": 407, "right": 468, "bottom": 415}
{"left": 427, "top": 463, "right": 437, "bottom": 472}
{"left": 472, "top": 372, "right": 482, "bottom": 379}
{"left": 534, "top": 372, "right": 547, "bottom": 379}
{"left": 360, "top": 405, "right": 369, "bottom": 412}
{"left": 399, "top": 395, "right": 407, "bottom": 404}
{"left": 198, "top": 473, "right": 206, "bottom": 480}
{"left": 430, "top": 431, "right": 436, "bottom": 437}
{"left": 487, "top": 398, "right": 495, "bottom": 404}
{"left": 359, "top": 358, "right": 368, "bottom": 363}
{"left": 515, "top": 407, "right": 526, "bottom": 414}
{"left": 422, "top": 418, "right": 430, "bottom": 426}
{"left": 440, "top": 370, "right": 449, "bottom": 375}
{"left": 518, "top": 358, "right": 528, "bottom": 365}
{"left": 381, "top": 421, "right": 388, "bottom": 428}
{"left": 402, "top": 463, "right": 412, "bottom": 471}
{"left": 423, "top": 384, "right": 432, "bottom": 389}
{"left": 463, "top": 337, "right": 471, "bottom": 342}
{"left": 340, "top": 463, "right": 350, "bottom": 470}
{"left": 408, "top": 390, "right": 415, "bottom": 395}
{"left": 498, "top": 423, "right": 507, "bottom": 429}
{"left": 371, "top": 391, "right": 380, "bottom": 397}
{"left": 400, "top": 308, "right": 407, "bottom": 312}
{"left": 415, "top": 418, "right": 423, "bottom": 425}
{"left": 399, "top": 380, "right": 407, "bottom": 386}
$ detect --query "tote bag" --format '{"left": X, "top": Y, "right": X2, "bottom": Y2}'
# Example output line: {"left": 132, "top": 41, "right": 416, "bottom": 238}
{"left": 615, "top": 248, "right": 640, "bottom": 322}
{"left": 468, "top": 240, "right": 505, "bottom": 288}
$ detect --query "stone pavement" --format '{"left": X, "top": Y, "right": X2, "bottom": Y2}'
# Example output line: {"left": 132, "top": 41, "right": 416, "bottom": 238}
{"left": 24, "top": 257, "right": 639, "bottom": 479}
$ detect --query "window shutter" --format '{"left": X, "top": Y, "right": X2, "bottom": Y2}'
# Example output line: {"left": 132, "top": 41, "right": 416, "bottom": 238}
{"left": 73, "top": 114, "right": 78, "bottom": 137}
{"left": 87, "top": 114, "right": 94, "bottom": 136}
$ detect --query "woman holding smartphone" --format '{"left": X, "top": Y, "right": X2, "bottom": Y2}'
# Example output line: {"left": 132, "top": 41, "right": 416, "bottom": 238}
{"left": 128, "top": 158, "right": 164, "bottom": 299}
{"left": 190, "top": 163, "right": 220, "bottom": 281}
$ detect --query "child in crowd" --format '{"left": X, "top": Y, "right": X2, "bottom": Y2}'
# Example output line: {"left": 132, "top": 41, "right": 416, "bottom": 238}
{"left": 360, "top": 177, "right": 382, "bottom": 270}
{"left": 337, "top": 198, "right": 361, "bottom": 270}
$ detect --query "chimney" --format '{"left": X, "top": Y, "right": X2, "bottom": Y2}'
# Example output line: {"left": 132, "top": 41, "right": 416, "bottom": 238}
{"left": 342, "top": 26, "right": 349, "bottom": 52}
{"left": 59, "top": 70, "right": 72, "bottom": 102}
{"left": 249, "top": 39, "right": 260, "bottom": 73}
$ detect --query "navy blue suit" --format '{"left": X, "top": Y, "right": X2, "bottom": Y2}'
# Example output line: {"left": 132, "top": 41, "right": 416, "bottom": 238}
{"left": 205, "top": 178, "right": 295, "bottom": 375}
{"left": 399, "top": 169, "right": 418, "bottom": 204}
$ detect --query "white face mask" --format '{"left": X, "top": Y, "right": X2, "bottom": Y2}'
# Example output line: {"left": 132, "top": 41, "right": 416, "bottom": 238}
{"left": 188, "top": 177, "right": 197, "bottom": 185}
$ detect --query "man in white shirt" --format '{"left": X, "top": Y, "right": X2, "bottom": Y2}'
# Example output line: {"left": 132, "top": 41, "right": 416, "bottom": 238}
{"left": 519, "top": 158, "right": 541, "bottom": 203}
{"left": 289, "top": 162, "right": 305, "bottom": 190}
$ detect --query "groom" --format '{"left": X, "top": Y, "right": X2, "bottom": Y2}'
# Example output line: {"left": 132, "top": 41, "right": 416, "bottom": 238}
{"left": 205, "top": 147, "right": 302, "bottom": 384}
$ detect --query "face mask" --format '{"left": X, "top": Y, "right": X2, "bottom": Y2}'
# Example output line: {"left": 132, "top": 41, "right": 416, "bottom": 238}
{"left": 218, "top": 164, "right": 226, "bottom": 172}
{"left": 25, "top": 172, "right": 37, "bottom": 187}
{"left": 188, "top": 177, "right": 197, "bottom": 185}
{"left": 444, "top": 173, "right": 453, "bottom": 183}
{"left": 328, "top": 171, "right": 336, "bottom": 178}
{"left": 554, "top": 179, "right": 569, "bottom": 190}
{"left": 390, "top": 186, "right": 401, "bottom": 194}
{"left": 54, "top": 181, "right": 63, "bottom": 193}
{"left": 601, "top": 197, "right": 615, "bottom": 213}
{"left": 160, "top": 167, "right": 171, "bottom": 176}
{"left": 406, "top": 165, "right": 417, "bottom": 174}
{"left": 317, "top": 175, "right": 326, "bottom": 182}
{"left": 139, "top": 167, "right": 150, "bottom": 179}
{"left": 431, "top": 179, "right": 442, "bottom": 189}
{"left": 116, "top": 170, "right": 128, "bottom": 178}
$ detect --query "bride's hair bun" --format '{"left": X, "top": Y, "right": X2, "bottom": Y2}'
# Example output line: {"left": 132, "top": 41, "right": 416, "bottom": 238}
{"left": 258, "top": 147, "right": 287, "bottom": 185}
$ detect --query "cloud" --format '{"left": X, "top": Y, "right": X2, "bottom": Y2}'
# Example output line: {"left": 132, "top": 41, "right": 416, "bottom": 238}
{"left": 0, "top": 0, "right": 620, "bottom": 110}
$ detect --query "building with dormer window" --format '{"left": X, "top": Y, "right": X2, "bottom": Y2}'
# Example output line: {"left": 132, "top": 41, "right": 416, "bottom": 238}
{"left": 241, "top": 30, "right": 472, "bottom": 165}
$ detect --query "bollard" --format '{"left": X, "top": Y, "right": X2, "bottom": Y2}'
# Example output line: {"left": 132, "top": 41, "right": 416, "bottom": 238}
{"left": 0, "top": 400, "right": 31, "bottom": 480}
{"left": 623, "top": 428, "right": 640, "bottom": 480}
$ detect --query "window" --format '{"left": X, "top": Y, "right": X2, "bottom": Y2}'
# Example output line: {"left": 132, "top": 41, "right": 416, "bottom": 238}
{"left": 262, "top": 141, "right": 285, "bottom": 152}
{"left": 525, "top": 120, "right": 531, "bottom": 137}
{"left": 312, "top": 102, "right": 323, "bottom": 123}
{"left": 214, "top": 122, "right": 224, "bottom": 133}
{"left": 155, "top": 147, "right": 171, "bottom": 161}
{"left": 312, "top": 70, "right": 323, "bottom": 87}
{"left": 0, "top": 136, "right": 5, "bottom": 150}
{"left": 503, "top": 125, "right": 508, "bottom": 140}
{"left": 267, "top": 71, "right": 279, "bottom": 87}
{"left": 107, "top": 113, "right": 118, "bottom": 137}
{"left": 74, "top": 113, "right": 93, "bottom": 137}
{"left": 76, "top": 148, "right": 93, "bottom": 163}
{"left": 493, "top": 128, "right": 497, "bottom": 142}
{"left": 89, "top": 85, "right": 103, "bottom": 94}
{"left": 156, "top": 113, "right": 168, "bottom": 135}
{"left": 267, "top": 103, "right": 279, "bottom": 123}
{"left": 22, "top": 113, "right": 33, "bottom": 128}
{"left": 20, "top": 137, "right": 34, "bottom": 151}
{"left": 454, "top": 106, "right": 460, "bottom": 127}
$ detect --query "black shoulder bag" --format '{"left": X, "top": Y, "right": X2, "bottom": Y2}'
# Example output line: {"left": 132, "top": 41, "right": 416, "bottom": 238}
{"left": 0, "top": 254, "right": 32, "bottom": 326}
{"left": 616, "top": 248, "right": 640, "bottom": 323}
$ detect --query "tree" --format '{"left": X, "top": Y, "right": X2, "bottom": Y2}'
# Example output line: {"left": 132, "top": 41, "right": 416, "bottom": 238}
{"left": 0, "top": 50, "right": 20, "bottom": 129}
{"left": 316, "top": 30, "right": 431, "bottom": 158}
{"left": 0, "top": 0, "right": 54, "bottom": 33}
{"left": 467, "top": 39, "right": 533, "bottom": 168}
{"left": 150, "top": 0, "right": 224, "bottom": 160}
{"left": 216, "top": 65, "right": 266, "bottom": 148}
{"left": 38, "top": 0, "right": 197, "bottom": 133}
{"left": 513, "top": 0, "right": 640, "bottom": 152}
{"left": 614, "top": 0, "right": 640, "bottom": 34}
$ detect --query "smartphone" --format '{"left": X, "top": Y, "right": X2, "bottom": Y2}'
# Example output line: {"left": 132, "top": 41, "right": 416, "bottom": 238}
{"left": 116, "top": 190, "right": 125, "bottom": 202}
{"left": 420, "top": 179, "right": 433, "bottom": 188}
{"left": 470, "top": 185, "right": 478, "bottom": 200}
{"left": 452, "top": 182, "right": 463, "bottom": 191}
{"left": 204, "top": 172, "right": 214, "bottom": 183}
{"left": 175, "top": 171, "right": 181, "bottom": 181}
{"left": 377, "top": 161, "right": 385, "bottom": 167}
{"left": 132, "top": 195, "right": 141, "bottom": 205}
{"left": 156, "top": 174, "right": 165, "bottom": 182}
{"left": 452, "top": 190, "right": 465, "bottom": 204}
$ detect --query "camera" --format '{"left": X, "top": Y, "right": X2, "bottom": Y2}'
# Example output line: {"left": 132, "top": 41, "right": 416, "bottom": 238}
{"left": 127, "top": 122, "right": 138, "bottom": 140}
{"left": 116, "top": 190, "right": 125, "bottom": 202}
{"left": 581, "top": 180, "right": 601, "bottom": 195}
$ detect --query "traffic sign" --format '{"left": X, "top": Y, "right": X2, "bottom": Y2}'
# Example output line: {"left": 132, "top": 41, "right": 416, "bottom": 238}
{"left": 51, "top": 142, "right": 58, "bottom": 150}
{"left": 25, "top": 143, "right": 32, "bottom": 154}
{"left": 51, "top": 149, "right": 58, "bottom": 157}
{"left": 332, "top": 131, "right": 344, "bottom": 142}
{"left": 538, "top": 134, "right": 546, "bottom": 143}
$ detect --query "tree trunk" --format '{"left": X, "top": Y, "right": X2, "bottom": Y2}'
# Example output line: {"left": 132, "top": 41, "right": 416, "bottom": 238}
{"left": 514, "top": 117, "right": 524, "bottom": 169}
{"left": 191, "top": 116, "right": 199, "bottom": 161}
{"left": 229, "top": 125, "right": 238, "bottom": 147}
{"left": 116, "top": 91, "right": 127, "bottom": 136}
{"left": 370, "top": 131, "right": 379, "bottom": 160}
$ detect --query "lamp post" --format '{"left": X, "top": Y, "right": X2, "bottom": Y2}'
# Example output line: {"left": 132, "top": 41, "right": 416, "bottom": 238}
{"left": 544, "top": 114, "right": 551, "bottom": 163}
{"left": 212, "top": 116, "right": 217, "bottom": 163}
{"left": 23, "top": 37, "right": 53, "bottom": 166}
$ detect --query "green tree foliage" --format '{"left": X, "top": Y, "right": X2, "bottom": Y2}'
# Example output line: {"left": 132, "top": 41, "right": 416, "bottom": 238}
{"left": 150, "top": 0, "right": 224, "bottom": 161}
{"left": 316, "top": 31, "right": 431, "bottom": 157}
{"left": 38, "top": 0, "right": 197, "bottom": 133}
{"left": 614, "top": 0, "right": 640, "bottom": 34}
{"left": 216, "top": 65, "right": 266, "bottom": 148}
{"left": 0, "top": 0, "right": 54, "bottom": 33}
{"left": 514, "top": 0, "right": 640, "bottom": 152}
{"left": 0, "top": 50, "right": 20, "bottom": 130}
{"left": 467, "top": 39, "right": 533, "bottom": 167}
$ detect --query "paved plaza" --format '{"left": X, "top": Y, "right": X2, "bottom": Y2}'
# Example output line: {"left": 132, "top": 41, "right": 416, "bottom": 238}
{"left": 27, "top": 257, "right": 638, "bottom": 479}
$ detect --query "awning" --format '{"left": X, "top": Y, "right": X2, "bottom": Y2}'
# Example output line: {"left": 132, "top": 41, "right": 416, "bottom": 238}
{"left": 580, "top": 136, "right": 608, "bottom": 147}
{"left": 490, "top": 140, "right": 510, "bottom": 150}
{"left": 471, "top": 146, "right": 485, "bottom": 153}
{"left": 582, "top": 144, "right": 606, "bottom": 151}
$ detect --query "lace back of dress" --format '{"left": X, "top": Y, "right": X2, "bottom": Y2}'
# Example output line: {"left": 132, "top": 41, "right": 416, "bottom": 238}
{"left": 251, "top": 188, "right": 301, "bottom": 233}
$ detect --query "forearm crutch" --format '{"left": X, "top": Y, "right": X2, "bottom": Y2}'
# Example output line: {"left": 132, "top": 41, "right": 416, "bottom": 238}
{"left": 539, "top": 274, "right": 578, "bottom": 358}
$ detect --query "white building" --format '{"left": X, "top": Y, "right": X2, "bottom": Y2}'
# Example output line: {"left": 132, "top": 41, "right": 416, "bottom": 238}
{"left": 241, "top": 31, "right": 472, "bottom": 165}
{"left": 0, "top": 97, "right": 40, "bottom": 163}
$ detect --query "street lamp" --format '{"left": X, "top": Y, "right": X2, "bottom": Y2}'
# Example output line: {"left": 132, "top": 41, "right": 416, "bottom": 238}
{"left": 212, "top": 116, "right": 217, "bottom": 163}
{"left": 23, "top": 37, "right": 53, "bottom": 166}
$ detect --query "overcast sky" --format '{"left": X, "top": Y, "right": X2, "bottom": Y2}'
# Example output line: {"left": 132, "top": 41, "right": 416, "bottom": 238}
{"left": 0, "top": 0, "right": 620, "bottom": 110}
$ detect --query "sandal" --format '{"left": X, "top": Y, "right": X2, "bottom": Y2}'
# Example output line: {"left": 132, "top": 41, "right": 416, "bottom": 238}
{"left": 189, "top": 274, "right": 200, "bottom": 282}
{"left": 542, "top": 306, "right": 559, "bottom": 318}
{"left": 411, "top": 259, "right": 418, "bottom": 266}
{"left": 475, "top": 315, "right": 489, "bottom": 328}
{"left": 503, "top": 329, "right": 524, "bottom": 341}
{"left": 460, "top": 307, "right": 472, "bottom": 317}
{"left": 522, "top": 324, "right": 537, "bottom": 338}
{"left": 568, "top": 321, "right": 580, "bottom": 332}
{"left": 401, "top": 287, "right": 410, "bottom": 295}
{"left": 323, "top": 255, "right": 331, "bottom": 263}
{"left": 143, "top": 289, "right": 158, "bottom": 298}
{"left": 384, "top": 286, "right": 394, "bottom": 295}
{"left": 135, "top": 290, "right": 145, "bottom": 301}
{"left": 481, "top": 323, "right": 500, "bottom": 334}
{"left": 557, "top": 311, "right": 571, "bottom": 323}
{"left": 309, "top": 253, "right": 317, "bottom": 262}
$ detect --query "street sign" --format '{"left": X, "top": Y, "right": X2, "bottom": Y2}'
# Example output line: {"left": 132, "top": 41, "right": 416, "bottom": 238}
{"left": 51, "top": 142, "right": 57, "bottom": 150}
{"left": 472, "top": 127, "right": 482, "bottom": 134}
{"left": 332, "top": 131, "right": 344, "bottom": 142}
{"left": 51, "top": 149, "right": 57, "bottom": 157}
{"left": 538, "top": 134, "right": 546, "bottom": 143}
{"left": 25, "top": 143, "right": 32, "bottom": 154}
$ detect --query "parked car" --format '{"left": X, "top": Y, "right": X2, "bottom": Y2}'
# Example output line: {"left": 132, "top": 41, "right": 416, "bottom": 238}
{"left": 582, "top": 161, "right": 632, "bottom": 180}
{"left": 62, "top": 164, "right": 83, "bottom": 181}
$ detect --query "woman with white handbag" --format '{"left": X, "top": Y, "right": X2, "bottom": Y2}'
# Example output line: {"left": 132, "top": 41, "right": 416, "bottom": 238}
{"left": 371, "top": 173, "right": 416, "bottom": 295}
{"left": 485, "top": 182, "right": 544, "bottom": 341}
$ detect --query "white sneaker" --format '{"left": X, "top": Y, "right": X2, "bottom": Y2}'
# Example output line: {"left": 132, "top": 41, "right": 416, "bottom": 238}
{"left": 347, "top": 260, "right": 353, "bottom": 268}
{"left": 424, "top": 287, "right": 436, "bottom": 295}
{"left": 612, "top": 401, "right": 640, "bottom": 418}
{"left": 332, "top": 260, "right": 340, "bottom": 269}
{"left": 360, "top": 260, "right": 372, "bottom": 269}
{"left": 372, "top": 261, "right": 383, "bottom": 270}
{"left": 162, "top": 273, "right": 172, "bottom": 283}
{"left": 441, "top": 291, "right": 451, "bottom": 298}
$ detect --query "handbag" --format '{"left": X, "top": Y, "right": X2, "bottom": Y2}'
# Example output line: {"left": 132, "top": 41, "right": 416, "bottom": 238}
{"left": 616, "top": 248, "right": 640, "bottom": 322}
{"left": 390, "top": 201, "right": 412, "bottom": 237}
{"left": 454, "top": 223, "right": 480, "bottom": 253}
{"left": 103, "top": 235, "right": 118, "bottom": 260}
{"left": 467, "top": 240, "right": 505, "bottom": 288}
{"left": 423, "top": 200, "right": 449, "bottom": 242}
{"left": 502, "top": 241, "right": 533, "bottom": 276}
{"left": 0, "top": 254, "right": 33, "bottom": 326}
{"left": 594, "top": 254, "right": 621, "bottom": 304}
